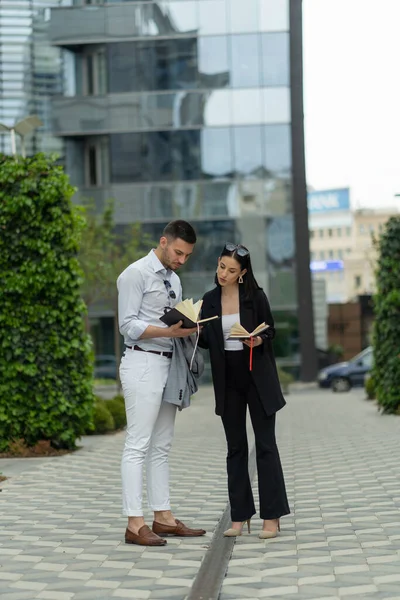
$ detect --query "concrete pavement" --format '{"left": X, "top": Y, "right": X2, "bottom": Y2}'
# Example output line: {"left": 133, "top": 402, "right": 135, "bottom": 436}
{"left": 0, "top": 386, "right": 399, "bottom": 600}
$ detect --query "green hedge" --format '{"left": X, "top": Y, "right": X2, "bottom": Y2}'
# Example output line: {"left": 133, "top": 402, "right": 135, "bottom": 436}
{"left": 372, "top": 216, "right": 400, "bottom": 413}
{"left": 91, "top": 399, "right": 115, "bottom": 434}
{"left": 0, "top": 153, "right": 94, "bottom": 451}
{"left": 107, "top": 396, "right": 127, "bottom": 430}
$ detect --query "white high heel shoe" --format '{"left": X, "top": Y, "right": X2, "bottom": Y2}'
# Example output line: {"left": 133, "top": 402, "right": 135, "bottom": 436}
{"left": 259, "top": 519, "right": 280, "bottom": 540}
{"left": 223, "top": 519, "right": 251, "bottom": 537}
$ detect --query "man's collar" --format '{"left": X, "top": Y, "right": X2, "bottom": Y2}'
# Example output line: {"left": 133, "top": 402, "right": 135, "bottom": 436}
{"left": 149, "top": 249, "right": 169, "bottom": 274}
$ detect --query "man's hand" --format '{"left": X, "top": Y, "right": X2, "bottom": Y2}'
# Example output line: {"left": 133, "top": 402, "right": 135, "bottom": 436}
{"left": 168, "top": 321, "right": 199, "bottom": 338}
{"left": 243, "top": 336, "right": 263, "bottom": 348}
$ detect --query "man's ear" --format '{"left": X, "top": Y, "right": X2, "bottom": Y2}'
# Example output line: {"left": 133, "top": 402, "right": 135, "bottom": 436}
{"left": 159, "top": 236, "right": 168, "bottom": 249}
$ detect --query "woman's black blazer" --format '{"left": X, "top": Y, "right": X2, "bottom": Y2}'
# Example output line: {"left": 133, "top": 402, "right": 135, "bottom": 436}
{"left": 199, "top": 285, "right": 286, "bottom": 418}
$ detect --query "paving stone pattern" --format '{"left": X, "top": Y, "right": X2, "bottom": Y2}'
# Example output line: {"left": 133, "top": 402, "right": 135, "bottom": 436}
{"left": 0, "top": 388, "right": 228, "bottom": 600}
{"left": 1, "top": 387, "right": 399, "bottom": 600}
{"left": 221, "top": 389, "right": 400, "bottom": 600}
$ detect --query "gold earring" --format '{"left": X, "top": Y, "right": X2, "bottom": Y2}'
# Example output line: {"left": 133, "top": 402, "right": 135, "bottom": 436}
{"left": 238, "top": 275, "right": 243, "bottom": 284}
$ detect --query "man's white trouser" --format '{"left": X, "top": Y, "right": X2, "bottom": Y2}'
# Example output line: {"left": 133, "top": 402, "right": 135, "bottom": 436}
{"left": 119, "top": 348, "right": 176, "bottom": 516}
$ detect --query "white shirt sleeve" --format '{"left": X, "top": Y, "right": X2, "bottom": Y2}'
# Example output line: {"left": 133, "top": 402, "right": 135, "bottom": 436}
{"left": 117, "top": 268, "right": 149, "bottom": 341}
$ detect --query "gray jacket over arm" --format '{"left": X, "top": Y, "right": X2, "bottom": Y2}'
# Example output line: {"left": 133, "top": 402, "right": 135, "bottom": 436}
{"left": 162, "top": 335, "right": 204, "bottom": 410}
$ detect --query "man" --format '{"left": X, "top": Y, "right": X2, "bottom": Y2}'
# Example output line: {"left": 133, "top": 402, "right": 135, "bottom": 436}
{"left": 117, "top": 220, "right": 206, "bottom": 547}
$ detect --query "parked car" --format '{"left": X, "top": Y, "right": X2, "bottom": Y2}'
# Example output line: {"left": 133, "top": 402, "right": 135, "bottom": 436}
{"left": 317, "top": 346, "right": 373, "bottom": 392}
{"left": 94, "top": 355, "right": 117, "bottom": 380}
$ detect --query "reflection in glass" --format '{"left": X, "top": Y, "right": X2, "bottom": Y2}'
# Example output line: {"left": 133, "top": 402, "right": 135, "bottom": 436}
{"left": 232, "top": 89, "right": 262, "bottom": 125}
{"left": 259, "top": 0, "right": 289, "bottom": 32}
{"left": 158, "top": 1, "right": 198, "bottom": 33}
{"left": 262, "top": 87, "right": 290, "bottom": 123}
{"left": 261, "top": 33, "right": 289, "bottom": 86}
{"left": 198, "top": 36, "right": 230, "bottom": 88}
{"left": 203, "top": 90, "right": 231, "bottom": 126}
{"left": 229, "top": 0, "right": 259, "bottom": 33}
{"left": 201, "top": 128, "right": 233, "bottom": 178}
{"left": 233, "top": 126, "right": 263, "bottom": 176}
{"left": 110, "top": 130, "right": 204, "bottom": 183}
{"left": 198, "top": 0, "right": 228, "bottom": 35}
{"left": 108, "top": 39, "right": 198, "bottom": 93}
{"left": 230, "top": 35, "right": 261, "bottom": 88}
{"left": 264, "top": 124, "right": 291, "bottom": 175}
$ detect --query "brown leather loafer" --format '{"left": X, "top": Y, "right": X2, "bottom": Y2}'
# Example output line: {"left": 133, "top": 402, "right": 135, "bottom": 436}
{"left": 152, "top": 519, "right": 206, "bottom": 537}
{"left": 125, "top": 525, "right": 167, "bottom": 546}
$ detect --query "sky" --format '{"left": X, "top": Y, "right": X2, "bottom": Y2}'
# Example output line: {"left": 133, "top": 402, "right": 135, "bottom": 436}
{"left": 303, "top": 0, "right": 400, "bottom": 210}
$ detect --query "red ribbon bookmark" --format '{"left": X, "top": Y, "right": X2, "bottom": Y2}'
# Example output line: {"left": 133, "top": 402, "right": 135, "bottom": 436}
{"left": 249, "top": 336, "right": 254, "bottom": 371}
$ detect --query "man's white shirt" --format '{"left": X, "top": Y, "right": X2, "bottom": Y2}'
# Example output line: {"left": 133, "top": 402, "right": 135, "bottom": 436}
{"left": 117, "top": 250, "right": 182, "bottom": 352}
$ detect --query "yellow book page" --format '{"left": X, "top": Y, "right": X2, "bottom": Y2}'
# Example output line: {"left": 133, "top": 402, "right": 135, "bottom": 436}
{"left": 174, "top": 298, "right": 203, "bottom": 322}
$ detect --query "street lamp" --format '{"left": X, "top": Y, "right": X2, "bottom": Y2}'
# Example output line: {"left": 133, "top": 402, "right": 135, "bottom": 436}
{"left": 0, "top": 116, "right": 43, "bottom": 157}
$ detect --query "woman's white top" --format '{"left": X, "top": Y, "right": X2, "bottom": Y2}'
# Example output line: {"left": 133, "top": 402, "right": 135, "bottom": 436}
{"left": 222, "top": 313, "right": 243, "bottom": 351}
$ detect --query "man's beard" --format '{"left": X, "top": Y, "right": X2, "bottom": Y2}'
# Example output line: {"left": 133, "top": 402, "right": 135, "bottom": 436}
{"left": 161, "top": 247, "right": 176, "bottom": 270}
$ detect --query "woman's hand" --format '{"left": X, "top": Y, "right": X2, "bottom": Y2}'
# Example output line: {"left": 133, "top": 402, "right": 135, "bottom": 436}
{"left": 243, "top": 336, "right": 263, "bottom": 348}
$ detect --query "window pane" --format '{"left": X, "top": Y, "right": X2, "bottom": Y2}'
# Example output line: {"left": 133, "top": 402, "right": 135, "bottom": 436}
{"left": 229, "top": 0, "right": 259, "bottom": 33}
{"left": 231, "top": 89, "right": 262, "bottom": 125}
{"left": 149, "top": 130, "right": 174, "bottom": 181}
{"left": 199, "top": 0, "right": 228, "bottom": 35}
{"left": 110, "top": 133, "right": 145, "bottom": 183}
{"left": 230, "top": 35, "right": 261, "bottom": 88}
{"left": 201, "top": 128, "right": 233, "bottom": 178}
{"left": 262, "top": 87, "right": 290, "bottom": 123}
{"left": 233, "top": 126, "right": 262, "bottom": 176}
{"left": 173, "top": 130, "right": 201, "bottom": 180}
{"left": 198, "top": 36, "right": 229, "bottom": 88}
{"left": 159, "top": 1, "right": 198, "bottom": 34}
{"left": 110, "top": 131, "right": 202, "bottom": 183}
{"left": 264, "top": 124, "right": 291, "bottom": 176}
{"left": 261, "top": 33, "right": 289, "bottom": 86}
{"left": 203, "top": 90, "right": 232, "bottom": 126}
{"left": 259, "top": 0, "right": 289, "bottom": 32}
{"left": 108, "top": 39, "right": 198, "bottom": 93}
{"left": 86, "top": 54, "right": 94, "bottom": 95}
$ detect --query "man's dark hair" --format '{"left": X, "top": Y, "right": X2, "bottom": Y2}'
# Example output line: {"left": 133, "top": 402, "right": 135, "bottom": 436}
{"left": 163, "top": 220, "right": 197, "bottom": 244}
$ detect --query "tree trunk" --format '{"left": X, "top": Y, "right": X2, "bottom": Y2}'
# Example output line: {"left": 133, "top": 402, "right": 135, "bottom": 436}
{"left": 113, "top": 296, "right": 122, "bottom": 394}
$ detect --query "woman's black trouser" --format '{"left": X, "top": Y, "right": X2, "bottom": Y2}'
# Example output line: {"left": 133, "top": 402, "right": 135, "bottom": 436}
{"left": 222, "top": 350, "right": 290, "bottom": 521}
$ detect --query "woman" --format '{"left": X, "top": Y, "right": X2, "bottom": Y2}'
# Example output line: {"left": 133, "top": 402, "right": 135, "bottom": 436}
{"left": 199, "top": 242, "right": 290, "bottom": 539}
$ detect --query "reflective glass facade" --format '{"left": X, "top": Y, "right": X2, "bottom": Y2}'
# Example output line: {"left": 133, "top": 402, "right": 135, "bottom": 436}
{"left": 0, "top": 1, "right": 65, "bottom": 155}
{"left": 49, "top": 0, "right": 313, "bottom": 375}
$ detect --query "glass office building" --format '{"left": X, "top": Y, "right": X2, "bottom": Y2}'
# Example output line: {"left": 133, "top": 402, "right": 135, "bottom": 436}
{"left": 48, "top": 0, "right": 316, "bottom": 378}
{"left": 0, "top": 0, "right": 64, "bottom": 156}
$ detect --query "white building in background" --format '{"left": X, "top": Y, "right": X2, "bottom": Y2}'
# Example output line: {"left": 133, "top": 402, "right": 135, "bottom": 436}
{"left": 308, "top": 188, "right": 399, "bottom": 303}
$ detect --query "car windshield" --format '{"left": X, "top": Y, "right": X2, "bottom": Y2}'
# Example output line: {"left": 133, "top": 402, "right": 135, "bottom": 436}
{"left": 350, "top": 348, "right": 373, "bottom": 368}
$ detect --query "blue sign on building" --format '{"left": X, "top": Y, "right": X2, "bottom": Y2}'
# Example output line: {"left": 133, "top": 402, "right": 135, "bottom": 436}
{"left": 310, "top": 260, "right": 344, "bottom": 273}
{"left": 308, "top": 188, "right": 350, "bottom": 213}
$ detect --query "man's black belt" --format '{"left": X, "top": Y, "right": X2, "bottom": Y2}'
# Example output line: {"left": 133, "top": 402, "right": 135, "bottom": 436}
{"left": 126, "top": 344, "right": 173, "bottom": 359}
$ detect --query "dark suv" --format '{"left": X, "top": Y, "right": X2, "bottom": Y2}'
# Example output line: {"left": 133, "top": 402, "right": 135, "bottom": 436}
{"left": 317, "top": 347, "right": 373, "bottom": 392}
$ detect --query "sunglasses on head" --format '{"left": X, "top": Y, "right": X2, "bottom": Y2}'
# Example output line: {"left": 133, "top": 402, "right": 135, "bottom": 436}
{"left": 163, "top": 279, "right": 176, "bottom": 299}
{"left": 224, "top": 242, "right": 250, "bottom": 257}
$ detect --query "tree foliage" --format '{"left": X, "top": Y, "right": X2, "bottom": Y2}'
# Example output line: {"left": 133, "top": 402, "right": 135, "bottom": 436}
{"left": 372, "top": 216, "right": 400, "bottom": 413}
{"left": 78, "top": 200, "right": 154, "bottom": 372}
{"left": 0, "top": 154, "right": 94, "bottom": 451}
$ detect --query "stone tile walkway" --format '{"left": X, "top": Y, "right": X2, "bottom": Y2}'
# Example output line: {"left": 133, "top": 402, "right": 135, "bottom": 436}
{"left": 0, "top": 388, "right": 227, "bottom": 600}
{"left": 221, "top": 388, "right": 400, "bottom": 600}
{"left": 1, "top": 387, "right": 399, "bottom": 600}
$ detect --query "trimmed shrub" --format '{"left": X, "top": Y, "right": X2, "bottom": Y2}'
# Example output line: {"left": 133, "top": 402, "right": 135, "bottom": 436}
{"left": 372, "top": 216, "right": 400, "bottom": 413}
{"left": 107, "top": 396, "right": 126, "bottom": 430}
{"left": 0, "top": 154, "right": 94, "bottom": 451}
{"left": 364, "top": 374, "right": 376, "bottom": 400}
{"left": 92, "top": 400, "right": 115, "bottom": 434}
{"left": 277, "top": 366, "right": 294, "bottom": 393}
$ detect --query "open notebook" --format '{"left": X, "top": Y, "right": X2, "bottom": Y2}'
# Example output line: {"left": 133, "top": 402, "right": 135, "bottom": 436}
{"left": 228, "top": 321, "right": 270, "bottom": 340}
{"left": 160, "top": 298, "right": 219, "bottom": 329}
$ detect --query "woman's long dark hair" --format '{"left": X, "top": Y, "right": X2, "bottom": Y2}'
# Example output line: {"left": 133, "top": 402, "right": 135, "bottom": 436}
{"left": 214, "top": 244, "right": 261, "bottom": 299}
